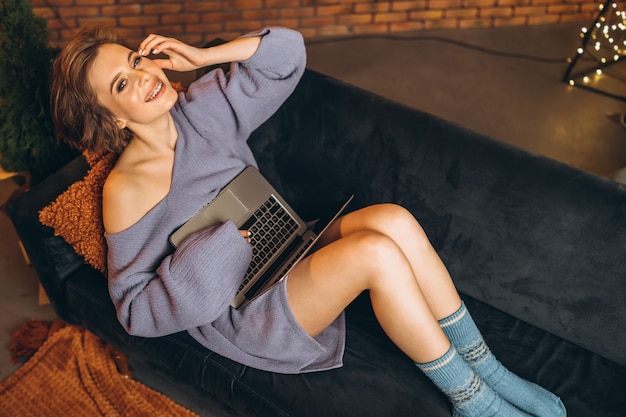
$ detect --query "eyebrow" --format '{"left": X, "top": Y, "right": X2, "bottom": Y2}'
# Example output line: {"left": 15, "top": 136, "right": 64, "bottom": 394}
{"left": 109, "top": 50, "right": 135, "bottom": 94}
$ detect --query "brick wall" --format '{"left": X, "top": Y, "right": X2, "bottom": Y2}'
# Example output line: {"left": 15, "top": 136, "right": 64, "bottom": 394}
{"left": 32, "top": 0, "right": 601, "bottom": 48}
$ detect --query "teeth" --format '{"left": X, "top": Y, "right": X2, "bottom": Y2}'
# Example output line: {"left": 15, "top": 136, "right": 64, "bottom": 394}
{"left": 147, "top": 80, "right": 162, "bottom": 101}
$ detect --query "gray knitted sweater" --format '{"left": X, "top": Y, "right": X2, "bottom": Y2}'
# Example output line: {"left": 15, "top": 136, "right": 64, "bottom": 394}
{"left": 104, "top": 27, "right": 345, "bottom": 374}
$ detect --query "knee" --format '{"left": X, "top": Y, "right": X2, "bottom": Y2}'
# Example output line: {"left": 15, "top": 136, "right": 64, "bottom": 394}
{"left": 373, "top": 203, "right": 414, "bottom": 225}
{"left": 345, "top": 230, "right": 419, "bottom": 290}
{"left": 370, "top": 204, "right": 431, "bottom": 247}
{"left": 350, "top": 230, "right": 405, "bottom": 274}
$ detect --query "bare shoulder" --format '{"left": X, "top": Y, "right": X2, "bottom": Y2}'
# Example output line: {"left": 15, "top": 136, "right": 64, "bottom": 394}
{"left": 102, "top": 143, "right": 175, "bottom": 234}
{"left": 103, "top": 165, "right": 172, "bottom": 234}
{"left": 102, "top": 168, "right": 146, "bottom": 234}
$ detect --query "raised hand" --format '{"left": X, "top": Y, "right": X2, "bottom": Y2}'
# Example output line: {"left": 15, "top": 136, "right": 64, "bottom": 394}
{"left": 138, "top": 34, "right": 206, "bottom": 72}
{"left": 139, "top": 33, "right": 262, "bottom": 73}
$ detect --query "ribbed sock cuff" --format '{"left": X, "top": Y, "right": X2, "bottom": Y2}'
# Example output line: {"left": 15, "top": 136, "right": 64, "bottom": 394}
{"left": 439, "top": 302, "right": 483, "bottom": 348}
{"left": 415, "top": 346, "right": 496, "bottom": 415}
{"left": 439, "top": 301, "right": 468, "bottom": 329}
{"left": 415, "top": 346, "right": 473, "bottom": 391}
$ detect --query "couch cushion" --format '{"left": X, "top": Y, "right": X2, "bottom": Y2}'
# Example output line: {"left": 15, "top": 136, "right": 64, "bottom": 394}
{"left": 62, "top": 263, "right": 626, "bottom": 417}
{"left": 63, "top": 267, "right": 452, "bottom": 416}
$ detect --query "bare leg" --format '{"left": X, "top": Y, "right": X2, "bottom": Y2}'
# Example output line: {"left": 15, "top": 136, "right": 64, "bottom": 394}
{"left": 287, "top": 205, "right": 536, "bottom": 417}
{"left": 287, "top": 227, "right": 450, "bottom": 364}
{"left": 313, "top": 204, "right": 462, "bottom": 320}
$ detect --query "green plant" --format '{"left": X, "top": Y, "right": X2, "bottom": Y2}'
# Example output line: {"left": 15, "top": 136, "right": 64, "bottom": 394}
{"left": 0, "top": 0, "right": 77, "bottom": 183}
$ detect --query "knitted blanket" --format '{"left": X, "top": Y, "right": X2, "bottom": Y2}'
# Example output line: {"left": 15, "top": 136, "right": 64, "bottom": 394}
{"left": 0, "top": 321, "right": 198, "bottom": 417}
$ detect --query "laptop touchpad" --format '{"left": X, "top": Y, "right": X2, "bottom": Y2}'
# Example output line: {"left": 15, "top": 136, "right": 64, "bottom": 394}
{"left": 221, "top": 189, "right": 249, "bottom": 225}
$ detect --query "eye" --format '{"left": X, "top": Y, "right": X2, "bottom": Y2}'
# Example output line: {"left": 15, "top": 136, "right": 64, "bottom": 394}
{"left": 117, "top": 79, "right": 127, "bottom": 92}
{"left": 132, "top": 56, "right": 141, "bottom": 68}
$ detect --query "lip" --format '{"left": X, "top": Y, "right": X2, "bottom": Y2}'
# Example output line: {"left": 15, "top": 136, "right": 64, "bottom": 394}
{"left": 145, "top": 79, "right": 164, "bottom": 102}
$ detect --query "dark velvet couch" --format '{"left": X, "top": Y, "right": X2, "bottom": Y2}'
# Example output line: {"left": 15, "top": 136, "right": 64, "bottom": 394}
{"left": 6, "top": 69, "right": 626, "bottom": 417}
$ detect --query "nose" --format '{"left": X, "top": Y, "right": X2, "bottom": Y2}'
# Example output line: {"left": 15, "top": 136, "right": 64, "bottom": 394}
{"left": 136, "top": 70, "right": 151, "bottom": 87}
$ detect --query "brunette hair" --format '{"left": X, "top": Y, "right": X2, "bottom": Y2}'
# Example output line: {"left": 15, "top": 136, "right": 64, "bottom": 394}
{"left": 51, "top": 25, "right": 132, "bottom": 154}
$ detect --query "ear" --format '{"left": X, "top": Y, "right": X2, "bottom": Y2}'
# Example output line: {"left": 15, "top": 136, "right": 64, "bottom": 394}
{"left": 115, "top": 118, "right": 127, "bottom": 130}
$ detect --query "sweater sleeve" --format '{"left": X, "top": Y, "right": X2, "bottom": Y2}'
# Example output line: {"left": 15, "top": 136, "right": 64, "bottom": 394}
{"left": 107, "top": 220, "right": 252, "bottom": 337}
{"left": 178, "top": 26, "right": 306, "bottom": 143}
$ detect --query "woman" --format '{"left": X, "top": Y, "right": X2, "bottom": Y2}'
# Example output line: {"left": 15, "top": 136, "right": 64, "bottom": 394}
{"left": 51, "top": 25, "right": 565, "bottom": 417}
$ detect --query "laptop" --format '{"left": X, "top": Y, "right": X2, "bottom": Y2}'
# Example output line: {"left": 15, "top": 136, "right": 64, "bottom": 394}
{"left": 170, "top": 166, "right": 353, "bottom": 309}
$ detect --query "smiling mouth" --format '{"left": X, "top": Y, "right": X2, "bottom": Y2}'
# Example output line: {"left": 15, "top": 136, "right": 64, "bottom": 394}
{"left": 146, "top": 80, "right": 163, "bottom": 102}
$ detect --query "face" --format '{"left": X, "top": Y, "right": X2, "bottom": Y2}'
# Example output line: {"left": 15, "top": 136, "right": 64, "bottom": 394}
{"left": 88, "top": 43, "right": 179, "bottom": 131}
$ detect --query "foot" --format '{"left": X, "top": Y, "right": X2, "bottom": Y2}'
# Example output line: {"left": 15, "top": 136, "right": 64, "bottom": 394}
{"left": 477, "top": 359, "right": 567, "bottom": 417}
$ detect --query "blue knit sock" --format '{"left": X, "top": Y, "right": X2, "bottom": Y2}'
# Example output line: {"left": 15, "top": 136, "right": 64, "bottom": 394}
{"left": 415, "top": 346, "right": 532, "bottom": 417}
{"left": 439, "top": 302, "right": 566, "bottom": 417}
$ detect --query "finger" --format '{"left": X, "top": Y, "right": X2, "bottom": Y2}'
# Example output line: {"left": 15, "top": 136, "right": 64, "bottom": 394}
{"left": 139, "top": 35, "right": 173, "bottom": 56}
{"left": 146, "top": 39, "right": 181, "bottom": 57}
{"left": 138, "top": 34, "right": 160, "bottom": 56}
{"left": 239, "top": 230, "right": 251, "bottom": 243}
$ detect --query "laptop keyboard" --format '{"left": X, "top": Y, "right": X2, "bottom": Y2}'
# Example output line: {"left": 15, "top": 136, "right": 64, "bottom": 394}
{"left": 237, "top": 195, "right": 299, "bottom": 291}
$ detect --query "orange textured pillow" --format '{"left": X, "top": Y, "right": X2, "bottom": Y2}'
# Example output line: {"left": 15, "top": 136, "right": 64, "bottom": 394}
{"left": 39, "top": 151, "right": 116, "bottom": 274}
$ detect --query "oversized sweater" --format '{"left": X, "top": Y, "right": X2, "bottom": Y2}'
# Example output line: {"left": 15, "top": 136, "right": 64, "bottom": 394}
{"left": 104, "top": 27, "right": 345, "bottom": 374}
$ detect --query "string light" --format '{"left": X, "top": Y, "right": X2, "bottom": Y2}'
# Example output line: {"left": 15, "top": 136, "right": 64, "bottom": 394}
{"left": 562, "top": 0, "right": 626, "bottom": 97}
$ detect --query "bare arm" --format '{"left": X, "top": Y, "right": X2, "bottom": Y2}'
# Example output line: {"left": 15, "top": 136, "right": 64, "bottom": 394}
{"left": 138, "top": 34, "right": 262, "bottom": 72}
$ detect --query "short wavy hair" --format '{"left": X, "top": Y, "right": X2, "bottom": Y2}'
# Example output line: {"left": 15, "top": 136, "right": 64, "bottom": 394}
{"left": 51, "top": 25, "right": 133, "bottom": 154}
